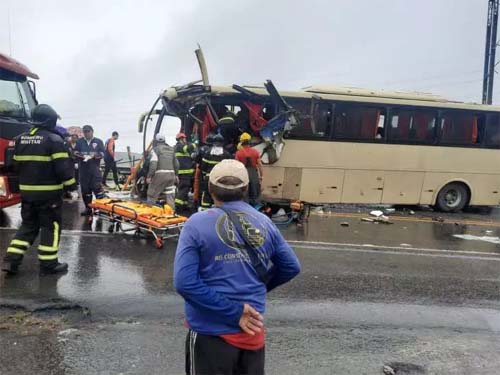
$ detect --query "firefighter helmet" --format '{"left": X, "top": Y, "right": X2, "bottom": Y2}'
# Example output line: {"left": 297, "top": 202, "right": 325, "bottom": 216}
{"left": 240, "top": 132, "right": 252, "bottom": 142}
{"left": 213, "top": 134, "right": 224, "bottom": 145}
{"left": 32, "top": 104, "right": 59, "bottom": 128}
{"left": 176, "top": 132, "right": 186, "bottom": 140}
{"left": 205, "top": 133, "right": 215, "bottom": 146}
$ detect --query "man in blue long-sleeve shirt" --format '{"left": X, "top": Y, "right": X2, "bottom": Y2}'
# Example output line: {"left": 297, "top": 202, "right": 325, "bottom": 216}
{"left": 174, "top": 159, "right": 301, "bottom": 375}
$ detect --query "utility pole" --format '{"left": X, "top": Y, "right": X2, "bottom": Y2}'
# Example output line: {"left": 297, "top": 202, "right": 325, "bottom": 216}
{"left": 483, "top": 0, "right": 499, "bottom": 104}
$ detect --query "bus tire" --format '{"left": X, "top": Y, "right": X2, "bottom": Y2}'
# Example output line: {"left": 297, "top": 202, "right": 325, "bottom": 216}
{"left": 436, "top": 182, "right": 469, "bottom": 212}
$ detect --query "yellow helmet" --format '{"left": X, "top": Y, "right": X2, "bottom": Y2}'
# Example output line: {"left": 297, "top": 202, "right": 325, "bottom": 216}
{"left": 240, "top": 132, "right": 252, "bottom": 142}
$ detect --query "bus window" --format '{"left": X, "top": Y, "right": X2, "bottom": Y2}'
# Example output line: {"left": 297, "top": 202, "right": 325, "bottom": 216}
{"left": 439, "top": 111, "right": 479, "bottom": 146}
{"left": 333, "top": 104, "right": 386, "bottom": 141}
{"left": 311, "top": 102, "right": 333, "bottom": 138}
{"left": 485, "top": 113, "right": 500, "bottom": 148}
{"left": 388, "top": 109, "right": 436, "bottom": 143}
{"left": 285, "top": 99, "right": 330, "bottom": 139}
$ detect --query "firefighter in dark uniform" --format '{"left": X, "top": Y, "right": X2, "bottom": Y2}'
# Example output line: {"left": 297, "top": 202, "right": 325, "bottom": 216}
{"left": 199, "top": 134, "right": 231, "bottom": 209}
{"left": 74, "top": 125, "right": 106, "bottom": 216}
{"left": 174, "top": 132, "right": 196, "bottom": 212}
{"left": 1, "top": 104, "right": 77, "bottom": 275}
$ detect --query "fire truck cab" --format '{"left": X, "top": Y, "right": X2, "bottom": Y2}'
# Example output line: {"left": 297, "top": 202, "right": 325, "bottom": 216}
{"left": 0, "top": 53, "right": 39, "bottom": 208}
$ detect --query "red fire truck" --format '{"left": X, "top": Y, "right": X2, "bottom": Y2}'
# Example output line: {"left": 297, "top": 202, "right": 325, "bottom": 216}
{"left": 0, "top": 53, "right": 39, "bottom": 208}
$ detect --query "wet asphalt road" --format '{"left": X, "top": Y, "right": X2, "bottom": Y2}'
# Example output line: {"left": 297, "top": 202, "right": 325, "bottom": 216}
{"left": 1, "top": 201, "right": 500, "bottom": 374}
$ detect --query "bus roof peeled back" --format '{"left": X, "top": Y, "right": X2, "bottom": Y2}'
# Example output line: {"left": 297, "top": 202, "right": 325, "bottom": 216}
{"left": 302, "top": 86, "right": 447, "bottom": 103}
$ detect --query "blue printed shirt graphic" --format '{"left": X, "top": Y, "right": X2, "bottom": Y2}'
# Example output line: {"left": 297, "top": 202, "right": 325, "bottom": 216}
{"left": 174, "top": 201, "right": 301, "bottom": 335}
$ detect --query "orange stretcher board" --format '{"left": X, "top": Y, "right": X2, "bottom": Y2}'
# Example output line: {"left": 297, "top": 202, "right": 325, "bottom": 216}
{"left": 89, "top": 198, "right": 187, "bottom": 248}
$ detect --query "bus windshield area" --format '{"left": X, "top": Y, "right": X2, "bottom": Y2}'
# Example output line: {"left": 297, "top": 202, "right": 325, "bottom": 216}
{"left": 155, "top": 80, "right": 300, "bottom": 164}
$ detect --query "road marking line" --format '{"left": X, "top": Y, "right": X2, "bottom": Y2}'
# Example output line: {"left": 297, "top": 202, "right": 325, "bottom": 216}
{"left": 318, "top": 212, "right": 500, "bottom": 228}
{"left": 0, "top": 228, "right": 110, "bottom": 237}
{"left": 2, "top": 228, "right": 500, "bottom": 260}
{"left": 292, "top": 244, "right": 500, "bottom": 262}
{"left": 287, "top": 240, "right": 500, "bottom": 258}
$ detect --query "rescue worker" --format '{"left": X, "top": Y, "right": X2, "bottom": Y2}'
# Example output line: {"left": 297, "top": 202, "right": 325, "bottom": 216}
{"left": 67, "top": 134, "right": 79, "bottom": 186}
{"left": 102, "top": 131, "right": 120, "bottom": 189}
{"left": 193, "top": 134, "right": 214, "bottom": 207}
{"left": 147, "top": 133, "right": 177, "bottom": 209}
{"left": 1, "top": 104, "right": 77, "bottom": 275}
{"left": 198, "top": 133, "right": 215, "bottom": 161}
{"left": 199, "top": 133, "right": 231, "bottom": 209}
{"left": 218, "top": 112, "right": 239, "bottom": 155}
{"left": 235, "top": 132, "right": 264, "bottom": 206}
{"left": 174, "top": 132, "right": 196, "bottom": 212}
{"left": 74, "top": 125, "right": 106, "bottom": 216}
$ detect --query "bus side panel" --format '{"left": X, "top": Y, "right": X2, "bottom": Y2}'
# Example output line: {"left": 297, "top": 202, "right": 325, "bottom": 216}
{"left": 382, "top": 172, "right": 425, "bottom": 204}
{"left": 467, "top": 174, "right": 500, "bottom": 205}
{"left": 341, "top": 170, "right": 384, "bottom": 203}
{"left": 299, "top": 168, "right": 345, "bottom": 203}
{"left": 282, "top": 167, "right": 302, "bottom": 201}
{"left": 421, "top": 173, "right": 500, "bottom": 206}
{"left": 261, "top": 166, "right": 285, "bottom": 200}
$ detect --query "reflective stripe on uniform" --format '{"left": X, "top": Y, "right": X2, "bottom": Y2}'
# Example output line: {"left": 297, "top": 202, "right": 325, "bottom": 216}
{"left": 38, "top": 221, "right": 60, "bottom": 252}
{"left": 63, "top": 177, "right": 76, "bottom": 186}
{"left": 175, "top": 152, "right": 189, "bottom": 158}
{"left": 20, "top": 184, "right": 63, "bottom": 191}
{"left": 51, "top": 152, "right": 69, "bottom": 160}
{"left": 38, "top": 254, "right": 58, "bottom": 261}
{"left": 178, "top": 169, "right": 194, "bottom": 175}
{"left": 14, "top": 152, "right": 69, "bottom": 162}
{"left": 202, "top": 158, "right": 219, "bottom": 165}
{"left": 14, "top": 155, "right": 51, "bottom": 162}
{"left": 7, "top": 247, "right": 25, "bottom": 255}
{"left": 38, "top": 246, "right": 58, "bottom": 252}
{"left": 11, "top": 239, "right": 30, "bottom": 248}
{"left": 175, "top": 198, "right": 188, "bottom": 204}
{"left": 30, "top": 127, "right": 38, "bottom": 135}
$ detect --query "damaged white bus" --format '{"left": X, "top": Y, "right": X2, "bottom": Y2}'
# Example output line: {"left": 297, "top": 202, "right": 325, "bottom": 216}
{"left": 139, "top": 49, "right": 500, "bottom": 213}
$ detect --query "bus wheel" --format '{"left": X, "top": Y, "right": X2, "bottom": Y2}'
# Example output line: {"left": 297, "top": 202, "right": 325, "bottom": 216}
{"left": 436, "top": 183, "right": 469, "bottom": 212}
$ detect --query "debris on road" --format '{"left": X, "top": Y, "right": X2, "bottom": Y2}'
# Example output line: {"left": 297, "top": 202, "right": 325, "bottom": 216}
{"left": 432, "top": 216, "right": 445, "bottom": 223}
{"left": 374, "top": 215, "right": 393, "bottom": 224}
{"left": 384, "top": 208, "right": 396, "bottom": 215}
{"left": 400, "top": 243, "right": 412, "bottom": 247}
{"left": 340, "top": 222, "right": 349, "bottom": 227}
{"left": 383, "top": 362, "right": 427, "bottom": 374}
{"left": 361, "top": 215, "right": 393, "bottom": 224}
{"left": 370, "top": 210, "right": 384, "bottom": 217}
{"left": 58, "top": 328, "right": 80, "bottom": 337}
{"left": 408, "top": 210, "right": 415, "bottom": 215}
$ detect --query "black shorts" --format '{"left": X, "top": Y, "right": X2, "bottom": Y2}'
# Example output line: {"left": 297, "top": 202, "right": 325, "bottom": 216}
{"left": 185, "top": 330, "right": 265, "bottom": 375}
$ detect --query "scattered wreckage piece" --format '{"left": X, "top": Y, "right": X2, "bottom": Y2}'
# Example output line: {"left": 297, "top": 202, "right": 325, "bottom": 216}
{"left": 361, "top": 215, "right": 393, "bottom": 224}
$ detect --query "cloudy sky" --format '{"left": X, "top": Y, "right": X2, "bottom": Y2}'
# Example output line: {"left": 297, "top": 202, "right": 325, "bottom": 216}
{"left": 0, "top": 0, "right": 489, "bottom": 151}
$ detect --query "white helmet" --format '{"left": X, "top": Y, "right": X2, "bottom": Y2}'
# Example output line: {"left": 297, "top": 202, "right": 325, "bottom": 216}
{"left": 155, "top": 133, "right": 166, "bottom": 143}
